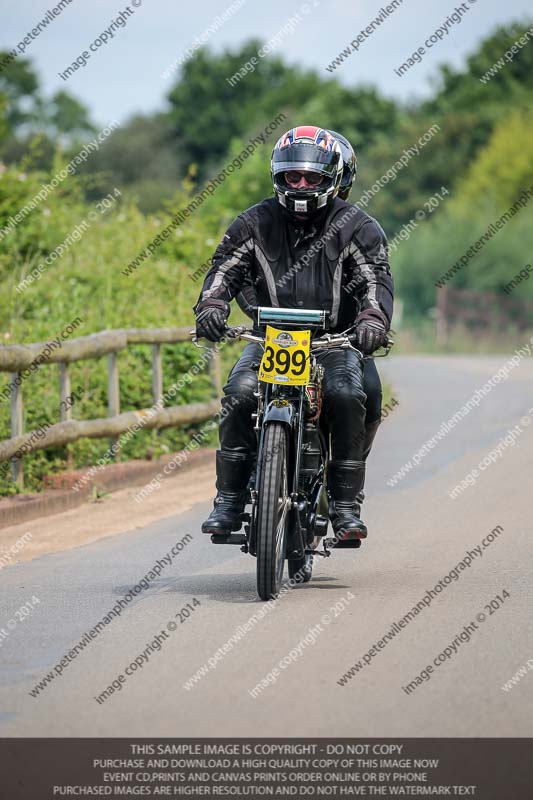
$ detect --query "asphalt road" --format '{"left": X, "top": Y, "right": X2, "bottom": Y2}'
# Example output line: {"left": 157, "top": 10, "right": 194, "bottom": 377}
{"left": 1, "top": 354, "right": 532, "bottom": 737}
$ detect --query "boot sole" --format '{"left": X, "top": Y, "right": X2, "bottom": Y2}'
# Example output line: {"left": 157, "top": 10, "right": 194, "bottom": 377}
{"left": 330, "top": 538, "right": 362, "bottom": 549}
{"left": 334, "top": 528, "right": 367, "bottom": 541}
{"left": 201, "top": 522, "right": 242, "bottom": 535}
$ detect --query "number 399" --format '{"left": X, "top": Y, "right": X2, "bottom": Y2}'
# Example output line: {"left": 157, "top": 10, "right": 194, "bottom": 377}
{"left": 262, "top": 346, "right": 307, "bottom": 375}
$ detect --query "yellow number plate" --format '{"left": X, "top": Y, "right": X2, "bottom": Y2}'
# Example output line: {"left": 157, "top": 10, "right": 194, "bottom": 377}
{"left": 258, "top": 326, "right": 311, "bottom": 386}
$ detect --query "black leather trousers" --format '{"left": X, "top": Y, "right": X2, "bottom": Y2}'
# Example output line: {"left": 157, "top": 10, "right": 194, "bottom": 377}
{"left": 219, "top": 343, "right": 381, "bottom": 461}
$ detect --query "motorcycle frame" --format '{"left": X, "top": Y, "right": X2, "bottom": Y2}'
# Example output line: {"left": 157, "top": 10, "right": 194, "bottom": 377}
{"left": 246, "top": 350, "right": 327, "bottom": 561}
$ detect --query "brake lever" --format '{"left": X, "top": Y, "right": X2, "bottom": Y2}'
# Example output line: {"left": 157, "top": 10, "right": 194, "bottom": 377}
{"left": 222, "top": 325, "right": 245, "bottom": 340}
{"left": 190, "top": 326, "right": 253, "bottom": 350}
{"left": 189, "top": 329, "right": 217, "bottom": 352}
{"left": 373, "top": 337, "right": 395, "bottom": 358}
{"left": 345, "top": 331, "right": 394, "bottom": 359}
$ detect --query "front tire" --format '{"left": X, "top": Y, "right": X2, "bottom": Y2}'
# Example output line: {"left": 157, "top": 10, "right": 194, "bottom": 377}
{"left": 256, "top": 423, "right": 291, "bottom": 601}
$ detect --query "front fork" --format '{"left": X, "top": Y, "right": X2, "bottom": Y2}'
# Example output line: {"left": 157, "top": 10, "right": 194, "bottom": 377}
{"left": 243, "top": 381, "right": 267, "bottom": 556}
{"left": 285, "top": 391, "right": 307, "bottom": 561}
{"left": 245, "top": 382, "right": 330, "bottom": 561}
{"left": 245, "top": 383, "right": 305, "bottom": 557}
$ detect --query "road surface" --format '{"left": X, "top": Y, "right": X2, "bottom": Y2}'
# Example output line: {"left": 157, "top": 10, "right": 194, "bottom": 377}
{"left": 1, "top": 355, "right": 532, "bottom": 736}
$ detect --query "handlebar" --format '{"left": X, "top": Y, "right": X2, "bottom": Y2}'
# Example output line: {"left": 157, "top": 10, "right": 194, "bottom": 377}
{"left": 189, "top": 326, "right": 394, "bottom": 358}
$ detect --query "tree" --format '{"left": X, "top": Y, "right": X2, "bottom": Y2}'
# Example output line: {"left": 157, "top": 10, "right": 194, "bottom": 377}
{"left": 0, "top": 53, "right": 40, "bottom": 139}
{"left": 167, "top": 41, "right": 324, "bottom": 177}
{"left": 78, "top": 113, "right": 182, "bottom": 212}
{"left": 424, "top": 21, "right": 533, "bottom": 116}
{"left": 0, "top": 53, "right": 96, "bottom": 166}
{"left": 46, "top": 91, "right": 95, "bottom": 141}
{"left": 452, "top": 109, "right": 533, "bottom": 209}
{"left": 300, "top": 81, "right": 398, "bottom": 150}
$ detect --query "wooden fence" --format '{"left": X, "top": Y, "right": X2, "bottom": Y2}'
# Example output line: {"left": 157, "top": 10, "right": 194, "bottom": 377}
{"left": 0, "top": 327, "right": 222, "bottom": 488}
{"left": 436, "top": 287, "right": 533, "bottom": 343}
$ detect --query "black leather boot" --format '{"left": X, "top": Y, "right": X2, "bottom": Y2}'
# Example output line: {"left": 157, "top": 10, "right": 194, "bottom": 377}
{"left": 354, "top": 418, "right": 381, "bottom": 517}
{"left": 201, "top": 451, "right": 254, "bottom": 534}
{"left": 327, "top": 459, "right": 367, "bottom": 540}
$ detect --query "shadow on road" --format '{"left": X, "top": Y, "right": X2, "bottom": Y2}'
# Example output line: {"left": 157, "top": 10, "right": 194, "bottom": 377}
{"left": 147, "top": 571, "right": 351, "bottom": 604}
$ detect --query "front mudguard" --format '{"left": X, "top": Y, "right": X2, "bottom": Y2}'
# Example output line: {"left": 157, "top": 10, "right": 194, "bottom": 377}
{"left": 256, "top": 399, "right": 296, "bottom": 490}
{"left": 262, "top": 398, "right": 297, "bottom": 428}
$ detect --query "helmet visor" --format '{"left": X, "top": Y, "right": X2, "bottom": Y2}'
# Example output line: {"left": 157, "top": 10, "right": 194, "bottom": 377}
{"left": 285, "top": 171, "right": 325, "bottom": 188}
{"left": 272, "top": 142, "right": 340, "bottom": 179}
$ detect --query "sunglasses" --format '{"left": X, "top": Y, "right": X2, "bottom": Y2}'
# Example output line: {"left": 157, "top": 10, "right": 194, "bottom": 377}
{"left": 284, "top": 171, "right": 325, "bottom": 187}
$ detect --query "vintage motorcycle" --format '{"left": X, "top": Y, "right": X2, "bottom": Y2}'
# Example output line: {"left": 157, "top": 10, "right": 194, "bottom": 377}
{"left": 192, "top": 306, "right": 392, "bottom": 601}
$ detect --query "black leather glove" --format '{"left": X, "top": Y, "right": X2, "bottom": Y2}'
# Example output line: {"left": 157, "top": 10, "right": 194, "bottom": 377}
{"left": 195, "top": 299, "right": 230, "bottom": 342}
{"left": 354, "top": 309, "right": 388, "bottom": 355}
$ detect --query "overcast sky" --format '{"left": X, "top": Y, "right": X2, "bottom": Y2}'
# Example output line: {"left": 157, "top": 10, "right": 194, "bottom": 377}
{"left": 3, "top": 0, "right": 532, "bottom": 127}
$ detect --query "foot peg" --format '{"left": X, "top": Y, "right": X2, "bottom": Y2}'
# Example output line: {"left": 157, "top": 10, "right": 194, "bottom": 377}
{"left": 324, "top": 537, "right": 362, "bottom": 549}
{"left": 210, "top": 533, "right": 247, "bottom": 545}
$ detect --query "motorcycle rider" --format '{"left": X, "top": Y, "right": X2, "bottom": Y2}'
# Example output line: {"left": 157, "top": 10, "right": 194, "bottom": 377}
{"left": 194, "top": 126, "right": 393, "bottom": 542}
{"left": 234, "top": 130, "right": 384, "bottom": 523}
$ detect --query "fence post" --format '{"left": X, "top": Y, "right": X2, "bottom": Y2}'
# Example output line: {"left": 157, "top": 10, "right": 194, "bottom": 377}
{"left": 59, "top": 363, "right": 73, "bottom": 468}
{"left": 58, "top": 363, "right": 72, "bottom": 421}
{"left": 107, "top": 352, "right": 120, "bottom": 457}
{"left": 436, "top": 287, "right": 450, "bottom": 346}
{"left": 10, "top": 374, "right": 23, "bottom": 488}
{"left": 151, "top": 344, "right": 163, "bottom": 409}
{"left": 207, "top": 343, "right": 222, "bottom": 397}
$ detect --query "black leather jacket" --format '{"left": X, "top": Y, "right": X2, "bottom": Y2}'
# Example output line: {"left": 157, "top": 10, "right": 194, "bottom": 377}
{"left": 194, "top": 197, "right": 393, "bottom": 334}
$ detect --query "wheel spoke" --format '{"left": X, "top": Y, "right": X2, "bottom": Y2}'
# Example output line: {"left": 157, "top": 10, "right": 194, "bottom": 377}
{"left": 275, "top": 499, "right": 289, "bottom": 560}
{"left": 274, "top": 458, "right": 289, "bottom": 582}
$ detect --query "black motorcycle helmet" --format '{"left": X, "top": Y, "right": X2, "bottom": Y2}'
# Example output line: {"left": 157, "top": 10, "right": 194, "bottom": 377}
{"left": 271, "top": 126, "right": 344, "bottom": 219}
{"left": 328, "top": 129, "right": 357, "bottom": 201}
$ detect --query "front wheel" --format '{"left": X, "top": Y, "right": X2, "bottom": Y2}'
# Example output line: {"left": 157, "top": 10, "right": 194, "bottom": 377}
{"left": 256, "top": 423, "right": 291, "bottom": 601}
